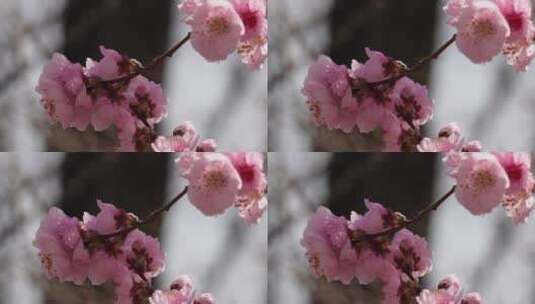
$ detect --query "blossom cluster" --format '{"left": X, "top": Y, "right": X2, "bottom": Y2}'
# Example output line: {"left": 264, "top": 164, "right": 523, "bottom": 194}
{"left": 152, "top": 121, "right": 217, "bottom": 153}
{"left": 302, "top": 202, "right": 448, "bottom": 304}
{"left": 445, "top": 0, "right": 535, "bottom": 70}
{"left": 34, "top": 202, "right": 214, "bottom": 304}
{"left": 446, "top": 152, "right": 535, "bottom": 223}
{"left": 417, "top": 275, "right": 482, "bottom": 304}
{"left": 178, "top": 152, "right": 267, "bottom": 224}
{"left": 179, "top": 0, "right": 268, "bottom": 70}
{"left": 36, "top": 0, "right": 267, "bottom": 151}
{"left": 417, "top": 123, "right": 482, "bottom": 152}
{"left": 301, "top": 153, "right": 534, "bottom": 302}
{"left": 302, "top": 0, "right": 535, "bottom": 151}
{"left": 302, "top": 51, "right": 439, "bottom": 152}
{"left": 36, "top": 49, "right": 215, "bottom": 152}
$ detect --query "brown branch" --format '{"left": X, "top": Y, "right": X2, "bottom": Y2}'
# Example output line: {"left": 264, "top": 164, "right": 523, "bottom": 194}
{"left": 98, "top": 32, "right": 192, "bottom": 86}
{"left": 354, "top": 34, "right": 457, "bottom": 91}
{"left": 361, "top": 185, "right": 456, "bottom": 240}
{"left": 101, "top": 186, "right": 189, "bottom": 239}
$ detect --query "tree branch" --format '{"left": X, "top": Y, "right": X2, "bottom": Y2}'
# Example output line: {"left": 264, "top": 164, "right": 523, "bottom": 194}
{"left": 96, "top": 32, "right": 192, "bottom": 86}
{"left": 360, "top": 185, "right": 456, "bottom": 240}
{"left": 353, "top": 34, "right": 457, "bottom": 92}
{"left": 101, "top": 186, "right": 189, "bottom": 238}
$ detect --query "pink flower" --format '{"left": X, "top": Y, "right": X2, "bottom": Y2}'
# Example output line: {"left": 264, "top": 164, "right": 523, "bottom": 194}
{"left": 418, "top": 123, "right": 482, "bottom": 153}
{"left": 390, "top": 77, "right": 434, "bottom": 127}
{"left": 302, "top": 55, "right": 358, "bottom": 133}
{"left": 437, "top": 275, "right": 462, "bottom": 299}
{"left": 181, "top": 153, "right": 242, "bottom": 216}
{"left": 122, "top": 229, "right": 166, "bottom": 279}
{"left": 301, "top": 207, "right": 356, "bottom": 284}
{"left": 85, "top": 47, "right": 139, "bottom": 131}
{"left": 194, "top": 294, "right": 216, "bottom": 304}
{"left": 152, "top": 121, "right": 201, "bottom": 152}
{"left": 150, "top": 290, "right": 190, "bottom": 304}
{"left": 177, "top": 152, "right": 198, "bottom": 177}
{"left": 417, "top": 275, "right": 482, "bottom": 304}
{"left": 503, "top": 190, "right": 535, "bottom": 224}
{"left": 231, "top": 0, "right": 266, "bottom": 40}
{"left": 238, "top": 35, "right": 268, "bottom": 70}
{"left": 151, "top": 122, "right": 217, "bottom": 153}
{"left": 389, "top": 229, "right": 432, "bottom": 279}
{"left": 34, "top": 207, "right": 90, "bottom": 285}
{"left": 85, "top": 46, "right": 135, "bottom": 81}
{"left": 178, "top": 0, "right": 203, "bottom": 16}
{"left": 453, "top": 153, "right": 510, "bottom": 215}
{"left": 115, "top": 274, "right": 154, "bottom": 304}
{"left": 198, "top": 139, "right": 217, "bottom": 152}
{"left": 224, "top": 152, "right": 268, "bottom": 227}
{"left": 495, "top": 0, "right": 535, "bottom": 70}
{"left": 354, "top": 98, "right": 390, "bottom": 134}
{"left": 417, "top": 289, "right": 457, "bottom": 304}
{"left": 350, "top": 53, "right": 393, "bottom": 135}
{"left": 36, "top": 53, "right": 93, "bottom": 131}
{"left": 417, "top": 122, "right": 464, "bottom": 152}
{"left": 180, "top": 0, "right": 245, "bottom": 62}
{"left": 381, "top": 271, "right": 420, "bottom": 304}
{"left": 149, "top": 276, "right": 214, "bottom": 304}
{"left": 350, "top": 48, "right": 406, "bottom": 83}
{"left": 381, "top": 114, "right": 404, "bottom": 152}
{"left": 460, "top": 292, "right": 483, "bottom": 304}
{"left": 494, "top": 0, "right": 534, "bottom": 42}
{"left": 348, "top": 200, "right": 401, "bottom": 284}
{"left": 231, "top": 0, "right": 267, "bottom": 70}
{"left": 91, "top": 95, "right": 122, "bottom": 132}
{"left": 444, "top": 0, "right": 471, "bottom": 26}
{"left": 226, "top": 152, "right": 266, "bottom": 196}
{"left": 236, "top": 196, "right": 267, "bottom": 224}
{"left": 124, "top": 76, "right": 167, "bottom": 126}
{"left": 115, "top": 110, "right": 156, "bottom": 152}
{"left": 454, "top": 0, "right": 511, "bottom": 63}
{"left": 83, "top": 200, "right": 137, "bottom": 235}
{"left": 86, "top": 251, "right": 126, "bottom": 285}
{"left": 82, "top": 201, "right": 139, "bottom": 285}
{"left": 494, "top": 152, "right": 532, "bottom": 194}
{"left": 503, "top": 43, "right": 535, "bottom": 71}
{"left": 462, "top": 140, "right": 483, "bottom": 152}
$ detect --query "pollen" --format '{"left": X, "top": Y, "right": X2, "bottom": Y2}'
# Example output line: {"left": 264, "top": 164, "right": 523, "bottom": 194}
{"left": 208, "top": 17, "right": 230, "bottom": 35}
{"left": 40, "top": 252, "right": 54, "bottom": 273}
{"left": 472, "top": 19, "right": 497, "bottom": 37}
{"left": 473, "top": 170, "right": 496, "bottom": 189}
{"left": 204, "top": 170, "right": 228, "bottom": 190}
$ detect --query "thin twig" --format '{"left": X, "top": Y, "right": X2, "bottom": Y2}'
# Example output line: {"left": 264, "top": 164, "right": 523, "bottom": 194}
{"left": 99, "top": 32, "right": 192, "bottom": 85}
{"left": 101, "top": 186, "right": 189, "bottom": 238}
{"left": 361, "top": 185, "right": 456, "bottom": 240}
{"left": 355, "top": 34, "right": 457, "bottom": 91}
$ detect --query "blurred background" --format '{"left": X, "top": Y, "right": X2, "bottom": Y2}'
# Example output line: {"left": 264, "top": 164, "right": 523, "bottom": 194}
{"left": 0, "top": 0, "right": 267, "bottom": 151}
{"left": 269, "top": 0, "right": 535, "bottom": 151}
{"left": 0, "top": 153, "right": 267, "bottom": 304}
{"left": 268, "top": 153, "right": 535, "bottom": 304}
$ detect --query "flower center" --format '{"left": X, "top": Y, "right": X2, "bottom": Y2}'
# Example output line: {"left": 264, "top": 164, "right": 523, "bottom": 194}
{"left": 506, "top": 12, "right": 524, "bottom": 32}
{"left": 39, "top": 252, "right": 54, "bottom": 273}
{"left": 473, "top": 170, "right": 496, "bottom": 189}
{"left": 208, "top": 17, "right": 230, "bottom": 35}
{"left": 42, "top": 98, "right": 56, "bottom": 117}
{"left": 204, "top": 171, "right": 227, "bottom": 190}
{"left": 240, "top": 10, "right": 258, "bottom": 30}
{"left": 238, "top": 165, "right": 255, "bottom": 183}
{"left": 307, "top": 253, "right": 321, "bottom": 274}
{"left": 506, "top": 164, "right": 524, "bottom": 182}
{"left": 472, "top": 19, "right": 497, "bottom": 37}
{"left": 127, "top": 242, "right": 154, "bottom": 274}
